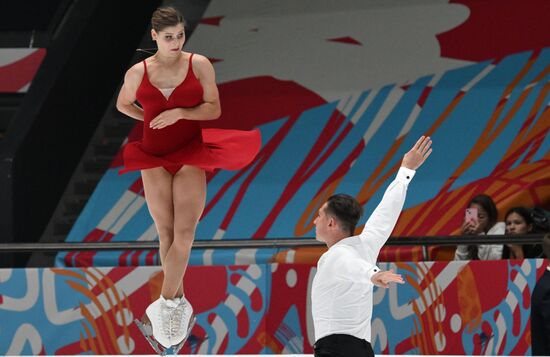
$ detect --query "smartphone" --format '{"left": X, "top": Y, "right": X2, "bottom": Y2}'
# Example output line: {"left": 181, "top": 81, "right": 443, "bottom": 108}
{"left": 465, "top": 207, "right": 478, "bottom": 223}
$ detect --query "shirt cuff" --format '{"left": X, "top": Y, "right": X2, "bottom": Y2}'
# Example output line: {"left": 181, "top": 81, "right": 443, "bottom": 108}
{"left": 366, "top": 265, "right": 381, "bottom": 281}
{"left": 397, "top": 167, "right": 416, "bottom": 183}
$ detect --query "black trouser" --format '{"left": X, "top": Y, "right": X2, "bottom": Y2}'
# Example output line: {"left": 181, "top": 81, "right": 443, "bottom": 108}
{"left": 313, "top": 334, "right": 374, "bottom": 357}
{"left": 531, "top": 270, "right": 550, "bottom": 356}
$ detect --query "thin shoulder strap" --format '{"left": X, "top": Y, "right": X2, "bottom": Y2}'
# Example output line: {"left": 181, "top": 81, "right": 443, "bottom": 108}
{"left": 188, "top": 53, "right": 194, "bottom": 73}
{"left": 143, "top": 59, "right": 148, "bottom": 74}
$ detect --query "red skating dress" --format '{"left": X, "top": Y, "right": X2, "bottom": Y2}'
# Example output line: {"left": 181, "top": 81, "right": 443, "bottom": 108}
{"left": 120, "top": 54, "right": 261, "bottom": 175}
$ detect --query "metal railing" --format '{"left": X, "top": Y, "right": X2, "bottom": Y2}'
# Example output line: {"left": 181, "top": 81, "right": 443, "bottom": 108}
{"left": 0, "top": 234, "right": 546, "bottom": 252}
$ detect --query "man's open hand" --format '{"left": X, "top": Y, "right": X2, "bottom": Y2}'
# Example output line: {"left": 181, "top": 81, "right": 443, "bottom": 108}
{"left": 371, "top": 269, "right": 405, "bottom": 288}
{"left": 402, "top": 136, "right": 433, "bottom": 170}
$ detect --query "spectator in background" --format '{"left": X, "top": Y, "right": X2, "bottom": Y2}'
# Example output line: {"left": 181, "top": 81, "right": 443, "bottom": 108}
{"left": 531, "top": 233, "right": 550, "bottom": 356}
{"left": 503, "top": 207, "right": 542, "bottom": 259}
{"left": 454, "top": 194, "right": 505, "bottom": 260}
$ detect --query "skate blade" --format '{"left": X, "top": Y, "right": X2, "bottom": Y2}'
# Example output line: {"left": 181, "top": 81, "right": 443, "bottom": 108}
{"left": 135, "top": 319, "right": 168, "bottom": 356}
{"left": 172, "top": 315, "right": 197, "bottom": 354}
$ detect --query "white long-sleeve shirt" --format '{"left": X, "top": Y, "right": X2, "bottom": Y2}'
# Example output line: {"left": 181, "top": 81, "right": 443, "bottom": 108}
{"left": 311, "top": 166, "right": 415, "bottom": 343}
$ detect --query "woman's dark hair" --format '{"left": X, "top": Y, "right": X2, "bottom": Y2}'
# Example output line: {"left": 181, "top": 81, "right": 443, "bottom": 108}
{"left": 325, "top": 194, "right": 364, "bottom": 236}
{"left": 469, "top": 194, "right": 498, "bottom": 233}
{"left": 151, "top": 7, "right": 185, "bottom": 32}
{"left": 504, "top": 207, "right": 534, "bottom": 227}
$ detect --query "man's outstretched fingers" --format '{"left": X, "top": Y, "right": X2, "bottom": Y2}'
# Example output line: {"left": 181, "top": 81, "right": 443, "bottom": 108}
{"left": 414, "top": 136, "right": 425, "bottom": 151}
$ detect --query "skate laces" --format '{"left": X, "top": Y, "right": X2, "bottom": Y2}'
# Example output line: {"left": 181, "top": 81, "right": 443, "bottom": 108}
{"left": 170, "top": 301, "right": 184, "bottom": 337}
{"left": 161, "top": 299, "right": 178, "bottom": 338}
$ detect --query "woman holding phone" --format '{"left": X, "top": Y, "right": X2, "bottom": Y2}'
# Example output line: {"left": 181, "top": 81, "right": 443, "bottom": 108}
{"left": 454, "top": 194, "right": 505, "bottom": 260}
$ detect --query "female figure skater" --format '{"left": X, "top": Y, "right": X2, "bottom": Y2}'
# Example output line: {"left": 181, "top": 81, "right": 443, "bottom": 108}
{"left": 116, "top": 6, "right": 261, "bottom": 351}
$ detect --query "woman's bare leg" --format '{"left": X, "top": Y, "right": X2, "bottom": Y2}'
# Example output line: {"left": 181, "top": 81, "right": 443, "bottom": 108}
{"left": 161, "top": 165, "right": 206, "bottom": 299}
{"left": 141, "top": 167, "right": 184, "bottom": 296}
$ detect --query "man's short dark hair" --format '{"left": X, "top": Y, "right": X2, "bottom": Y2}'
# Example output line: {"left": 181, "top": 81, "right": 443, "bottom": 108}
{"left": 325, "top": 194, "right": 364, "bottom": 236}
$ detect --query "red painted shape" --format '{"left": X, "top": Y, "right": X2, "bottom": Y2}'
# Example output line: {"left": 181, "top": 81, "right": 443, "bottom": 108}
{"left": 207, "top": 312, "right": 216, "bottom": 324}
{"left": 327, "top": 36, "right": 362, "bottom": 46}
{"left": 199, "top": 16, "right": 224, "bottom": 26}
{"left": 130, "top": 250, "right": 142, "bottom": 266}
{"left": 250, "top": 288, "right": 262, "bottom": 311}
{"left": 118, "top": 250, "right": 132, "bottom": 266}
{"left": 468, "top": 260, "right": 508, "bottom": 311}
{"left": 145, "top": 249, "right": 156, "bottom": 265}
{"left": 230, "top": 273, "right": 241, "bottom": 286}
{"left": 512, "top": 304, "right": 521, "bottom": 336}
{"left": 0, "top": 49, "right": 46, "bottom": 92}
{"left": 437, "top": 0, "right": 550, "bottom": 61}
{"left": 129, "top": 178, "right": 144, "bottom": 195}
{"left": 236, "top": 307, "right": 250, "bottom": 337}
{"left": 67, "top": 229, "right": 114, "bottom": 267}
{"left": 184, "top": 266, "right": 228, "bottom": 313}
{"left": 522, "top": 285, "right": 531, "bottom": 309}
{"left": 202, "top": 76, "right": 326, "bottom": 130}
{"left": 219, "top": 334, "right": 229, "bottom": 354}
{"left": 417, "top": 86, "right": 432, "bottom": 107}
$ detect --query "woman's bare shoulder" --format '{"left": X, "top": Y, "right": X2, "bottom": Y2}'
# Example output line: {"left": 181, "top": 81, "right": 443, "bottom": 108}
{"left": 124, "top": 60, "right": 146, "bottom": 84}
{"left": 190, "top": 53, "right": 214, "bottom": 77}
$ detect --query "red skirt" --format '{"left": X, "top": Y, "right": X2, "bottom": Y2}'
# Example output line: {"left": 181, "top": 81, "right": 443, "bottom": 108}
{"left": 119, "top": 128, "right": 261, "bottom": 174}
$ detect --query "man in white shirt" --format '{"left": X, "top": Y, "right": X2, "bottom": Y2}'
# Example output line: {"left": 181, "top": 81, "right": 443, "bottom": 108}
{"left": 311, "top": 136, "right": 432, "bottom": 357}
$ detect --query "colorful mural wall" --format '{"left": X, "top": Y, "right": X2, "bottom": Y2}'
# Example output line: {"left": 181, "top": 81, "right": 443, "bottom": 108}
{"left": 55, "top": 0, "right": 550, "bottom": 266}
{"left": 1, "top": 259, "right": 546, "bottom": 355}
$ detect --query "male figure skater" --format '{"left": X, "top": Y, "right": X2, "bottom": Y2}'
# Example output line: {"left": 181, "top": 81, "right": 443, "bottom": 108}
{"left": 311, "top": 136, "right": 432, "bottom": 356}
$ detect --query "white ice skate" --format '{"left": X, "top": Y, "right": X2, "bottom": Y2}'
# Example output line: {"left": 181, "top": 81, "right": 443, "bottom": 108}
{"left": 135, "top": 297, "right": 175, "bottom": 354}
{"left": 171, "top": 297, "right": 196, "bottom": 354}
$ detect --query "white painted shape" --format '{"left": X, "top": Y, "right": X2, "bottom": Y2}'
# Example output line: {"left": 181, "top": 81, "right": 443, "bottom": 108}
{"left": 1, "top": 270, "right": 39, "bottom": 312}
{"left": 285, "top": 249, "right": 296, "bottom": 263}
{"left": 137, "top": 223, "right": 158, "bottom": 241}
{"left": 434, "top": 331, "right": 446, "bottom": 352}
{"left": 225, "top": 294, "right": 244, "bottom": 315}
{"left": 461, "top": 64, "right": 495, "bottom": 91}
{"left": 235, "top": 248, "right": 257, "bottom": 265}
{"left": 450, "top": 313, "right": 462, "bottom": 333}
{"left": 0, "top": 269, "right": 12, "bottom": 283}
{"left": 97, "top": 191, "right": 139, "bottom": 232}
{"left": 187, "top": 0, "right": 471, "bottom": 100}
{"left": 6, "top": 324, "right": 43, "bottom": 355}
{"left": 363, "top": 87, "right": 404, "bottom": 144}
{"left": 110, "top": 196, "right": 146, "bottom": 234}
{"left": 247, "top": 265, "right": 262, "bottom": 280}
{"left": 117, "top": 335, "right": 135, "bottom": 354}
{"left": 203, "top": 249, "right": 214, "bottom": 265}
{"left": 350, "top": 89, "right": 378, "bottom": 124}
{"left": 0, "top": 49, "right": 40, "bottom": 66}
{"left": 286, "top": 268, "right": 297, "bottom": 287}
{"left": 213, "top": 229, "right": 226, "bottom": 240}
{"left": 235, "top": 275, "right": 256, "bottom": 295}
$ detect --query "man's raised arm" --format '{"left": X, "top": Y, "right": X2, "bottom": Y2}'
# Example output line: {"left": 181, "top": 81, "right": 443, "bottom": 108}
{"left": 359, "top": 136, "right": 433, "bottom": 256}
